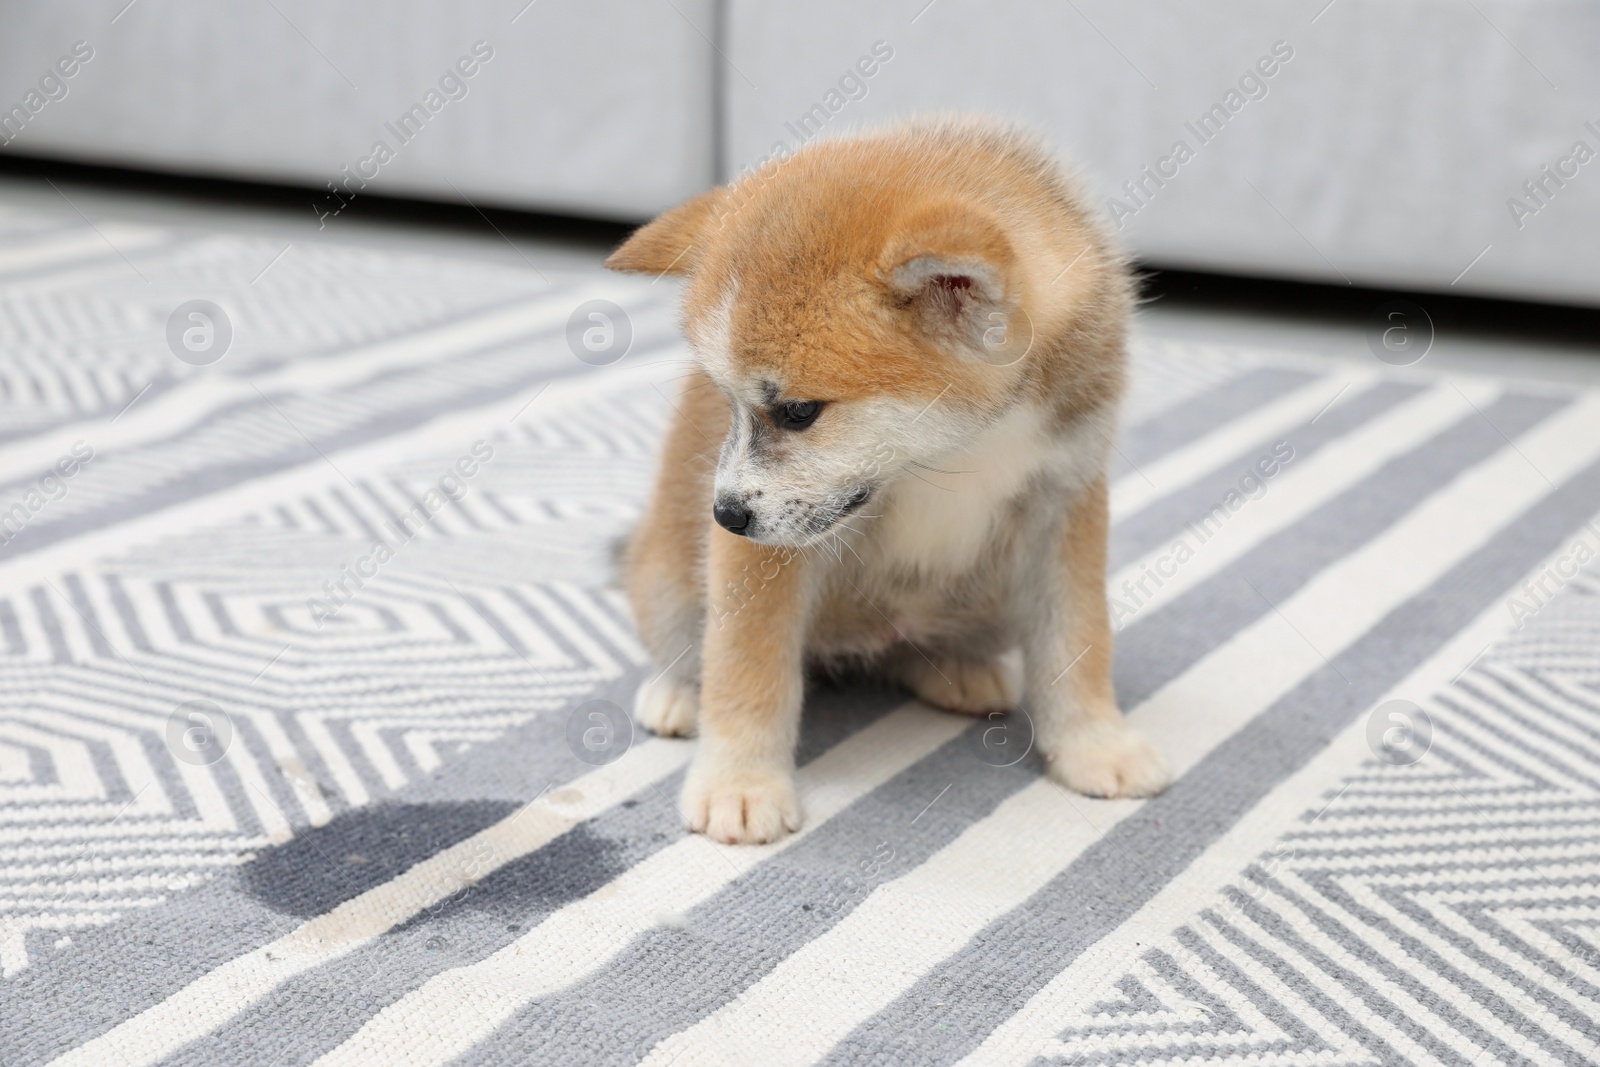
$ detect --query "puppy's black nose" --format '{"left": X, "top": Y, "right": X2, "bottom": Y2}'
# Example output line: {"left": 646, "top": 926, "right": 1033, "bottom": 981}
{"left": 713, "top": 499, "right": 751, "bottom": 534}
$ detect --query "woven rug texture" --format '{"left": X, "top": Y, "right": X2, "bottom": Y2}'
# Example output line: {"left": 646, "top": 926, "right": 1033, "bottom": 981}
{"left": 3, "top": 211, "right": 1600, "bottom": 1067}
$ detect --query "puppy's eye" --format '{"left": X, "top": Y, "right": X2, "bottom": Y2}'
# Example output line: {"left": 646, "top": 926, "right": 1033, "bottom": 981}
{"left": 777, "top": 400, "right": 822, "bottom": 429}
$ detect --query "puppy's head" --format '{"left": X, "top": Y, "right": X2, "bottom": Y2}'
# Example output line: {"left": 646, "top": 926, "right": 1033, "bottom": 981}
{"left": 607, "top": 145, "right": 1070, "bottom": 548}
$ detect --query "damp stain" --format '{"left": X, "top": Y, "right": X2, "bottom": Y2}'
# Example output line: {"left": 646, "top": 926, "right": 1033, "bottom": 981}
{"left": 238, "top": 800, "right": 518, "bottom": 917}
{"left": 393, "top": 822, "right": 632, "bottom": 931}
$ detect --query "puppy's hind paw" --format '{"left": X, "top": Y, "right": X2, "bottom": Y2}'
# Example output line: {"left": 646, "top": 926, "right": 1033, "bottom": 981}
{"left": 899, "top": 654, "right": 1020, "bottom": 716}
{"left": 1048, "top": 719, "right": 1171, "bottom": 799}
{"left": 634, "top": 677, "right": 698, "bottom": 738}
{"left": 682, "top": 764, "right": 800, "bottom": 845}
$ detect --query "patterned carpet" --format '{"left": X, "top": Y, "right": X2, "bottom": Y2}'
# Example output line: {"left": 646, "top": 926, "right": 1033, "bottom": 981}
{"left": 4, "top": 207, "right": 1600, "bottom": 1067}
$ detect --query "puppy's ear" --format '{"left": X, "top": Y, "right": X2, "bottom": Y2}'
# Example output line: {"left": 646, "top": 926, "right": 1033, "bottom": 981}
{"left": 605, "top": 188, "right": 723, "bottom": 277}
{"left": 880, "top": 202, "right": 1018, "bottom": 354}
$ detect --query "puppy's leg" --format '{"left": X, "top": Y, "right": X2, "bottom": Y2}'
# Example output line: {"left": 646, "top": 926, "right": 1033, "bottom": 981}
{"left": 1024, "top": 475, "right": 1170, "bottom": 798}
{"left": 626, "top": 531, "right": 702, "bottom": 736}
{"left": 683, "top": 529, "right": 808, "bottom": 844}
{"left": 623, "top": 374, "right": 723, "bottom": 737}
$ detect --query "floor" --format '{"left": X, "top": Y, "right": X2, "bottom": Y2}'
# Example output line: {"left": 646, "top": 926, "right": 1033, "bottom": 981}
{"left": 4, "top": 160, "right": 1600, "bottom": 390}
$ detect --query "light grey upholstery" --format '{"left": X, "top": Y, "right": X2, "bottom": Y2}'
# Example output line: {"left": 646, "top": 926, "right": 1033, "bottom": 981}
{"left": 0, "top": 0, "right": 717, "bottom": 221}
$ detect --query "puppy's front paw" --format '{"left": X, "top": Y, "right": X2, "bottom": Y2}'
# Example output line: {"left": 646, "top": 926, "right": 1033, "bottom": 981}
{"left": 634, "top": 677, "right": 698, "bottom": 737}
{"left": 682, "top": 763, "right": 800, "bottom": 844}
{"left": 1048, "top": 719, "right": 1171, "bottom": 799}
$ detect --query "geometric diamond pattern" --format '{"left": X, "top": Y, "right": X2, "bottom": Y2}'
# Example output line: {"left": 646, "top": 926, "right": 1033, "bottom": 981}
{"left": 0, "top": 223, "right": 672, "bottom": 975}
{"left": 1042, "top": 580, "right": 1600, "bottom": 1066}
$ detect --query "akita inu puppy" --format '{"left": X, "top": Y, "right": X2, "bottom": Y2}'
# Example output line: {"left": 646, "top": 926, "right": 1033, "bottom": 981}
{"left": 607, "top": 120, "right": 1170, "bottom": 844}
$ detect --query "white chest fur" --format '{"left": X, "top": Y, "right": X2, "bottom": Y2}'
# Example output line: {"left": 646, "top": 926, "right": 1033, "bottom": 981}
{"left": 871, "top": 403, "right": 1070, "bottom": 575}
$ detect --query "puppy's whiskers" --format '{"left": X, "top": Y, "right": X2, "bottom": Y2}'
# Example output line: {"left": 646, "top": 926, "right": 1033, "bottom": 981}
{"left": 899, "top": 464, "right": 956, "bottom": 492}
{"left": 833, "top": 516, "right": 875, "bottom": 536}
{"left": 830, "top": 528, "right": 867, "bottom": 566}
{"left": 906, "top": 459, "right": 974, "bottom": 476}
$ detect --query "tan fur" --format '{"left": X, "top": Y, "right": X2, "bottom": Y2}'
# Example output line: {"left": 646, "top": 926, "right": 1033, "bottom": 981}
{"left": 611, "top": 119, "right": 1169, "bottom": 844}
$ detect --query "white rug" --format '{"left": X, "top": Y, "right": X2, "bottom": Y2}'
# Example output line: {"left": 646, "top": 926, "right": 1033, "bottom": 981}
{"left": 4, "top": 211, "right": 1600, "bottom": 1067}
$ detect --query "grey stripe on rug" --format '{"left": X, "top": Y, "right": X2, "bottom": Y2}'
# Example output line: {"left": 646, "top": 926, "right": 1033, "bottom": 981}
{"left": 4, "top": 214, "right": 1600, "bottom": 1067}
